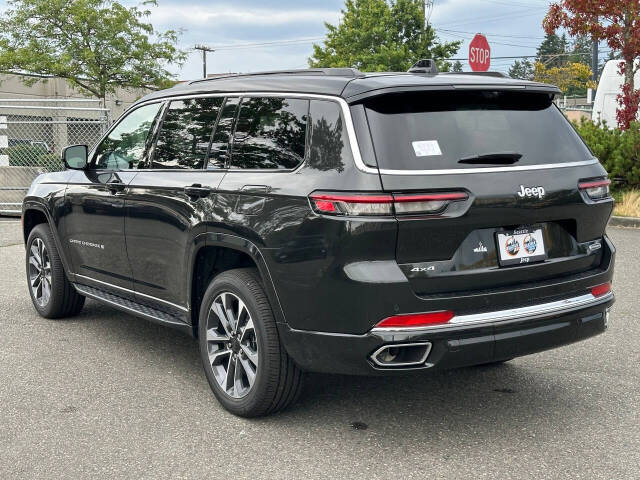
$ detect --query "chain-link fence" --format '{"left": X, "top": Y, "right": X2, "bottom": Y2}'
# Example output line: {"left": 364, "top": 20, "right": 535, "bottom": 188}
{"left": 0, "top": 99, "right": 110, "bottom": 215}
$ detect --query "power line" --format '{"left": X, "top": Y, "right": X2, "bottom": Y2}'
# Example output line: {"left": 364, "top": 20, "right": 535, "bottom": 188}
{"left": 438, "top": 31, "right": 539, "bottom": 49}
{"left": 447, "top": 51, "right": 610, "bottom": 62}
{"left": 437, "top": 28, "right": 546, "bottom": 40}
{"left": 212, "top": 37, "right": 325, "bottom": 51}
{"left": 483, "top": 0, "right": 551, "bottom": 9}
{"left": 440, "top": 9, "right": 543, "bottom": 29}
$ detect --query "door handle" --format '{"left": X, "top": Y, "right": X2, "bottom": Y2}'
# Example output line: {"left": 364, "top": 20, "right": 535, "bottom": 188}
{"left": 106, "top": 179, "right": 125, "bottom": 194}
{"left": 184, "top": 184, "right": 212, "bottom": 199}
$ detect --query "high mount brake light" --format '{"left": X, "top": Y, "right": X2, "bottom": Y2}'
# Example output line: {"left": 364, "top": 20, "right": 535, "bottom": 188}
{"left": 579, "top": 179, "right": 611, "bottom": 200}
{"left": 309, "top": 192, "right": 468, "bottom": 216}
{"left": 375, "top": 311, "right": 455, "bottom": 328}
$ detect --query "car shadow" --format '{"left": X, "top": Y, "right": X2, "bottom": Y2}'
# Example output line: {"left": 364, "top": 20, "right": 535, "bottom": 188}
{"left": 76, "top": 299, "right": 591, "bottom": 444}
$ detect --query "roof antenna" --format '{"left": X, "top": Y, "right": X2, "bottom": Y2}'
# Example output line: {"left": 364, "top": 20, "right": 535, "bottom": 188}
{"left": 408, "top": 59, "right": 439, "bottom": 74}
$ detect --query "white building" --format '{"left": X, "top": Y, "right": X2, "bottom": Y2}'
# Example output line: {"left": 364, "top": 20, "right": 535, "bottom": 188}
{"left": 0, "top": 72, "right": 151, "bottom": 118}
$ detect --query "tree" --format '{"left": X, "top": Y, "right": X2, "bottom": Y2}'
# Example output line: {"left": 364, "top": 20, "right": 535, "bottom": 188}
{"left": 509, "top": 59, "right": 535, "bottom": 80}
{"left": 0, "top": 0, "right": 186, "bottom": 103}
{"left": 309, "top": 0, "right": 461, "bottom": 72}
{"left": 569, "top": 34, "right": 592, "bottom": 66}
{"left": 544, "top": 1, "right": 640, "bottom": 130}
{"left": 451, "top": 60, "right": 464, "bottom": 73}
{"left": 566, "top": 35, "right": 594, "bottom": 95}
{"left": 537, "top": 33, "right": 569, "bottom": 67}
{"left": 534, "top": 61, "right": 596, "bottom": 95}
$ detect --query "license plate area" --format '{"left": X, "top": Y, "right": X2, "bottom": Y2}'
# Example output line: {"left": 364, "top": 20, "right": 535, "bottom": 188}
{"left": 496, "top": 226, "right": 547, "bottom": 267}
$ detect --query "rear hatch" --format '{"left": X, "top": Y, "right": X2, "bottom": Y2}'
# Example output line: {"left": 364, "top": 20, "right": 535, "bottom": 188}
{"left": 357, "top": 89, "right": 613, "bottom": 296}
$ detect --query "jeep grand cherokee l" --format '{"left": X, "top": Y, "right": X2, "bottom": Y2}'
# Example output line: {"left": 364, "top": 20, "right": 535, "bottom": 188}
{"left": 22, "top": 66, "right": 615, "bottom": 417}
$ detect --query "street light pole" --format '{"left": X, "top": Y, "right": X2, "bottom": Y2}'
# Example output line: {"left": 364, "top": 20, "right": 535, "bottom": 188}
{"left": 194, "top": 45, "right": 215, "bottom": 79}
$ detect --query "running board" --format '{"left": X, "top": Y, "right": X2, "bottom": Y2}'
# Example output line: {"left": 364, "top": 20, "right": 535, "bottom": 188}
{"left": 74, "top": 283, "right": 192, "bottom": 334}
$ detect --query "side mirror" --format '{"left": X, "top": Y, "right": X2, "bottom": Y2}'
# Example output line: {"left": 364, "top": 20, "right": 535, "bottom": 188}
{"left": 62, "top": 145, "right": 88, "bottom": 170}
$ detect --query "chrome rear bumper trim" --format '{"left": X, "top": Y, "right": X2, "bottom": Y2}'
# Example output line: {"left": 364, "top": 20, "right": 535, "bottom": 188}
{"left": 371, "top": 291, "right": 614, "bottom": 333}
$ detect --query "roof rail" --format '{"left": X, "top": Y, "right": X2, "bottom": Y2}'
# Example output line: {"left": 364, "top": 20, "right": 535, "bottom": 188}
{"left": 188, "top": 68, "right": 365, "bottom": 85}
{"left": 444, "top": 71, "right": 509, "bottom": 78}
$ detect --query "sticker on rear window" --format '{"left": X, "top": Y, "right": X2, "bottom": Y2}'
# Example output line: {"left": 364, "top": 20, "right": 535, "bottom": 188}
{"left": 412, "top": 140, "right": 442, "bottom": 157}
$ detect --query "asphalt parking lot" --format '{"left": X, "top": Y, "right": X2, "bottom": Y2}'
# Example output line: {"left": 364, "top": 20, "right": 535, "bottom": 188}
{"left": 1, "top": 219, "right": 638, "bottom": 480}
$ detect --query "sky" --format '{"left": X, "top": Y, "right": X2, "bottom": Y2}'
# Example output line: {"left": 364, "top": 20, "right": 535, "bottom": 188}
{"left": 153, "top": 0, "right": 557, "bottom": 78}
{"left": 0, "top": 0, "right": 609, "bottom": 80}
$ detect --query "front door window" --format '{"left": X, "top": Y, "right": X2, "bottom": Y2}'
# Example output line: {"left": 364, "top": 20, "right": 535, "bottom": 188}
{"left": 93, "top": 102, "right": 163, "bottom": 170}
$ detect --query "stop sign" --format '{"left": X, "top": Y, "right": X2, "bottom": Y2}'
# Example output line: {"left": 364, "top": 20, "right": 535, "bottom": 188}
{"left": 469, "top": 34, "right": 491, "bottom": 72}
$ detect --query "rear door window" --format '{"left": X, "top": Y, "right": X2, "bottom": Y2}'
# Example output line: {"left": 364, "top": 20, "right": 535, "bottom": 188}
{"left": 151, "top": 97, "right": 223, "bottom": 169}
{"left": 364, "top": 90, "right": 593, "bottom": 171}
{"left": 230, "top": 97, "right": 309, "bottom": 170}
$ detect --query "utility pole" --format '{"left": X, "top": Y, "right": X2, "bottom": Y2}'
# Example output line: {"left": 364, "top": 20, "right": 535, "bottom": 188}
{"left": 591, "top": 14, "right": 599, "bottom": 83}
{"left": 591, "top": 38, "right": 599, "bottom": 82}
{"left": 194, "top": 44, "right": 215, "bottom": 79}
{"left": 421, "top": 1, "right": 434, "bottom": 45}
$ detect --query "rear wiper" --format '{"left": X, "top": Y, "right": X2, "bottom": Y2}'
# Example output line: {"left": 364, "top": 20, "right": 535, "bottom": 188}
{"left": 458, "top": 152, "right": 522, "bottom": 165}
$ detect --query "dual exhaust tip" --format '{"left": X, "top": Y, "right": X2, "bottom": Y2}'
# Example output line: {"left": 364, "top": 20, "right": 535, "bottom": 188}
{"left": 370, "top": 342, "right": 432, "bottom": 368}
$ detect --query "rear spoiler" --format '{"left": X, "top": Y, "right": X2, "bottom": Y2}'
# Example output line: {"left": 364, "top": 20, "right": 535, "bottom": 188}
{"left": 344, "top": 83, "right": 561, "bottom": 103}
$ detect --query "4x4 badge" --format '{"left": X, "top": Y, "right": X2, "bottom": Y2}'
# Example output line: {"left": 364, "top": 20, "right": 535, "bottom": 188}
{"left": 411, "top": 266, "right": 435, "bottom": 272}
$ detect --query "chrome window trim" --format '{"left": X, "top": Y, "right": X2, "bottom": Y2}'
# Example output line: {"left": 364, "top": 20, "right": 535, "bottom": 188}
{"left": 371, "top": 291, "right": 614, "bottom": 333}
{"left": 133, "top": 92, "right": 375, "bottom": 174}
{"left": 130, "top": 91, "right": 600, "bottom": 176}
{"left": 133, "top": 93, "right": 319, "bottom": 175}
{"left": 75, "top": 273, "right": 188, "bottom": 312}
{"left": 374, "top": 159, "right": 600, "bottom": 176}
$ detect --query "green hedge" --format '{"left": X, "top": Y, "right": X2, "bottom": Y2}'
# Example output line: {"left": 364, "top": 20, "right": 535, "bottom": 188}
{"left": 573, "top": 119, "right": 640, "bottom": 188}
{"left": 5, "top": 145, "right": 60, "bottom": 171}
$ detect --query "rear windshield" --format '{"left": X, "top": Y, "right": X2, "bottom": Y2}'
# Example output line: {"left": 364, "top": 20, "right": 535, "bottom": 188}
{"left": 363, "top": 91, "right": 592, "bottom": 171}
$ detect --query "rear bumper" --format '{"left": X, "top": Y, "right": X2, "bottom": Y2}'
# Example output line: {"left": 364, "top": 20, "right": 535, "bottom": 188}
{"left": 278, "top": 290, "right": 614, "bottom": 375}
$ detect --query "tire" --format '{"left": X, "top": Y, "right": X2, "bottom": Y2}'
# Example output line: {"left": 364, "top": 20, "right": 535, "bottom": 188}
{"left": 26, "top": 223, "right": 85, "bottom": 319}
{"left": 198, "top": 268, "right": 303, "bottom": 417}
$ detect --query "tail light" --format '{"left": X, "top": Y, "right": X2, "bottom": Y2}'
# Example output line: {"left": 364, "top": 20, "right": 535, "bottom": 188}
{"left": 579, "top": 179, "right": 611, "bottom": 200}
{"left": 393, "top": 193, "right": 468, "bottom": 214}
{"left": 309, "top": 191, "right": 468, "bottom": 216}
{"left": 591, "top": 282, "right": 611, "bottom": 298}
{"left": 375, "top": 310, "right": 455, "bottom": 328}
{"left": 308, "top": 193, "right": 393, "bottom": 216}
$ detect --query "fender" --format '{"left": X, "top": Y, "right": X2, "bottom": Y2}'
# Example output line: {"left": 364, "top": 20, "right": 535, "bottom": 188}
{"left": 22, "top": 199, "right": 76, "bottom": 283}
{"left": 189, "top": 232, "right": 288, "bottom": 327}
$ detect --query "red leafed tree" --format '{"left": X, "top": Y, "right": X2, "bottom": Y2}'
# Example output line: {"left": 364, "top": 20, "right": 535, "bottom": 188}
{"left": 544, "top": 1, "right": 640, "bottom": 130}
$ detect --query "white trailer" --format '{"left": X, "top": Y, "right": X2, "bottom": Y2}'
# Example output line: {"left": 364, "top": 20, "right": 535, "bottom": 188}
{"left": 592, "top": 59, "right": 640, "bottom": 126}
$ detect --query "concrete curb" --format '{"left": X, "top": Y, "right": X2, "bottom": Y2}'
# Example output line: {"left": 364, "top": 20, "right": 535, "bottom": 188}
{"left": 609, "top": 216, "right": 640, "bottom": 228}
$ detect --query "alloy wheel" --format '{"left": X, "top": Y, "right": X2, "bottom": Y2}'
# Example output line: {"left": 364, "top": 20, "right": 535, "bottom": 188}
{"left": 28, "top": 238, "right": 52, "bottom": 307}
{"left": 206, "top": 292, "right": 259, "bottom": 398}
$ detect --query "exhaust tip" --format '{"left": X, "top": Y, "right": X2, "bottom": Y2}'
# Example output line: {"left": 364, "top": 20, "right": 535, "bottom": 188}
{"left": 370, "top": 342, "right": 432, "bottom": 368}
